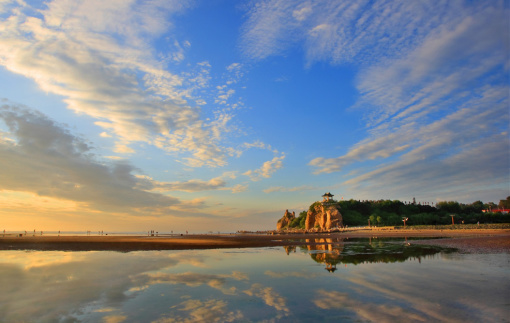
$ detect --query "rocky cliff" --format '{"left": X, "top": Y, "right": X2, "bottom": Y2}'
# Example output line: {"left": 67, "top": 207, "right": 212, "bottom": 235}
{"left": 305, "top": 202, "right": 342, "bottom": 231}
{"left": 276, "top": 209, "right": 295, "bottom": 230}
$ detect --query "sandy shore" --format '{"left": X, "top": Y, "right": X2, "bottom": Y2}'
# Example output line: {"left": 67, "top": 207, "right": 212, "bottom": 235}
{"left": 1, "top": 229, "right": 509, "bottom": 253}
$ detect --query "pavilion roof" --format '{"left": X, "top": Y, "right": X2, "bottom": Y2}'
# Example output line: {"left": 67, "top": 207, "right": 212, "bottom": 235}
{"left": 322, "top": 192, "right": 334, "bottom": 197}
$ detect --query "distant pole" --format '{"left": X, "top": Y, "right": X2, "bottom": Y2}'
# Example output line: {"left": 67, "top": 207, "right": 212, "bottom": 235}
{"left": 402, "top": 217, "right": 408, "bottom": 229}
{"left": 450, "top": 215, "right": 455, "bottom": 225}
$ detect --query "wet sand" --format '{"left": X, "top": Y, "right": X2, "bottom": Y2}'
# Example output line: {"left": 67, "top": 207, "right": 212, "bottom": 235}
{"left": 1, "top": 229, "right": 509, "bottom": 253}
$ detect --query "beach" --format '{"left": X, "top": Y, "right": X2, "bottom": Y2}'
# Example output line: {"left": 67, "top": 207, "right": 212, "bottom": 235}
{"left": 1, "top": 228, "right": 509, "bottom": 253}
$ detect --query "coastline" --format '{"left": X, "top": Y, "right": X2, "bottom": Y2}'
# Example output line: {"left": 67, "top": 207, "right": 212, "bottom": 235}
{"left": 1, "top": 229, "right": 509, "bottom": 253}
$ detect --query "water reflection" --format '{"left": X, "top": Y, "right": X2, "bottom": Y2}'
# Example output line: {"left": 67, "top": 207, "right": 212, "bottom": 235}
{"left": 304, "top": 238, "right": 344, "bottom": 272}
{"left": 0, "top": 239, "right": 508, "bottom": 322}
{"left": 301, "top": 238, "right": 449, "bottom": 271}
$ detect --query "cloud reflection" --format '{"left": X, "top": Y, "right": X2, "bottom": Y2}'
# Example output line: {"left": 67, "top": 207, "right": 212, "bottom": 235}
{"left": 155, "top": 299, "right": 243, "bottom": 323}
{"left": 243, "top": 283, "right": 289, "bottom": 318}
{"left": 103, "top": 315, "right": 128, "bottom": 323}
{"left": 132, "top": 271, "right": 249, "bottom": 296}
{"left": 314, "top": 290, "right": 426, "bottom": 323}
{"left": 0, "top": 251, "right": 193, "bottom": 322}
{"left": 0, "top": 244, "right": 507, "bottom": 322}
{"left": 315, "top": 257, "right": 510, "bottom": 322}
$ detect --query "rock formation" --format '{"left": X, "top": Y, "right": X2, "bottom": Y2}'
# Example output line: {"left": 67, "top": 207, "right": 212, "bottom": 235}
{"left": 305, "top": 202, "right": 342, "bottom": 231}
{"left": 276, "top": 209, "right": 295, "bottom": 230}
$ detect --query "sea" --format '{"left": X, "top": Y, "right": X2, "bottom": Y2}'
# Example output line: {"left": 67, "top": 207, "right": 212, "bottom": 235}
{"left": 0, "top": 237, "right": 508, "bottom": 322}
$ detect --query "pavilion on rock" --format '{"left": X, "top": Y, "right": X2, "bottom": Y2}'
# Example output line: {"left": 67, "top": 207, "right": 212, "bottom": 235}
{"left": 322, "top": 192, "right": 334, "bottom": 202}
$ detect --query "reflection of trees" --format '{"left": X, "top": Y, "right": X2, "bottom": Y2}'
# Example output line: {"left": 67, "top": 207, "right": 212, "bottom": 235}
{"left": 289, "top": 238, "right": 453, "bottom": 271}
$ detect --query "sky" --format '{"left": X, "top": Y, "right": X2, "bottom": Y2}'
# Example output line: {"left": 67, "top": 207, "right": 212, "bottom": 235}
{"left": 0, "top": 0, "right": 508, "bottom": 232}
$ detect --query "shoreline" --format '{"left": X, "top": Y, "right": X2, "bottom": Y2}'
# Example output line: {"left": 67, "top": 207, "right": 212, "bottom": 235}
{"left": 1, "top": 229, "right": 509, "bottom": 253}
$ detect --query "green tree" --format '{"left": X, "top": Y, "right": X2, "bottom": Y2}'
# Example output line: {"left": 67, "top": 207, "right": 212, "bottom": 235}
{"left": 369, "top": 215, "right": 376, "bottom": 226}
{"left": 436, "top": 201, "right": 461, "bottom": 214}
{"left": 342, "top": 210, "right": 365, "bottom": 226}
{"left": 289, "top": 211, "right": 307, "bottom": 229}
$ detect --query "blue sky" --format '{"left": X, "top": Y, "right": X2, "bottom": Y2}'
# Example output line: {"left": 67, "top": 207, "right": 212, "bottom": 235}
{"left": 0, "top": 0, "right": 508, "bottom": 232}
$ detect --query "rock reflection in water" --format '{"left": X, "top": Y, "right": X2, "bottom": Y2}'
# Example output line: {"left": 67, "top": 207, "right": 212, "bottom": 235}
{"left": 299, "top": 237, "right": 450, "bottom": 271}
{"left": 305, "top": 238, "right": 344, "bottom": 272}
{"left": 283, "top": 245, "right": 296, "bottom": 255}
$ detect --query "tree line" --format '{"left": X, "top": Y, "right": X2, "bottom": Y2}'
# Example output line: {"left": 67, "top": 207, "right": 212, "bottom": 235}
{"left": 286, "top": 197, "right": 510, "bottom": 229}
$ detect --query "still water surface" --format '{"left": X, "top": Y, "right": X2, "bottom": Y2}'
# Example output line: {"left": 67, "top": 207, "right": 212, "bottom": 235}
{"left": 1, "top": 238, "right": 508, "bottom": 322}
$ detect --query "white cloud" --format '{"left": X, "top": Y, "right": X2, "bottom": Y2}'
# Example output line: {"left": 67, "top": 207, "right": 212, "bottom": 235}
{"left": 0, "top": 0, "right": 238, "bottom": 168}
{"left": 298, "top": 2, "right": 509, "bottom": 201}
{"left": 241, "top": 0, "right": 467, "bottom": 64}
{"left": 242, "top": 0, "right": 509, "bottom": 201}
{"left": 263, "top": 185, "right": 313, "bottom": 193}
{"left": 151, "top": 177, "right": 226, "bottom": 193}
{"left": 133, "top": 172, "right": 243, "bottom": 194}
{"left": 227, "top": 184, "right": 248, "bottom": 194}
{"left": 243, "top": 154, "right": 285, "bottom": 181}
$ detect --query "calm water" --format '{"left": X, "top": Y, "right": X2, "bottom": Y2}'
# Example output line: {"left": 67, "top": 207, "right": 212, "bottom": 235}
{"left": 1, "top": 238, "right": 508, "bottom": 322}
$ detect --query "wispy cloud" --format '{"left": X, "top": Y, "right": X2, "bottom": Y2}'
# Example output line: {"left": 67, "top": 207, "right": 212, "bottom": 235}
{"left": 0, "top": 0, "right": 241, "bottom": 168}
{"left": 310, "top": 5, "right": 509, "bottom": 199}
{"left": 243, "top": 283, "right": 289, "bottom": 318}
{"left": 263, "top": 185, "right": 314, "bottom": 193}
{"left": 241, "top": 0, "right": 509, "bottom": 201}
{"left": 241, "top": 0, "right": 462, "bottom": 64}
{"left": 149, "top": 177, "right": 227, "bottom": 192}
{"left": 145, "top": 172, "right": 242, "bottom": 193}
